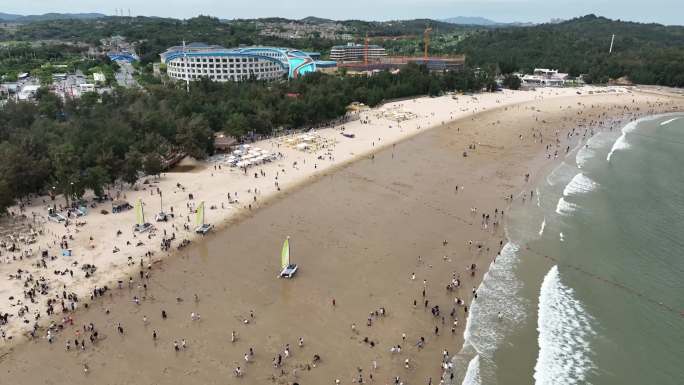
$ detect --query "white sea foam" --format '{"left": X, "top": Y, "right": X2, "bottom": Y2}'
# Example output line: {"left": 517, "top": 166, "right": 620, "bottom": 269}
{"left": 607, "top": 120, "right": 638, "bottom": 162}
{"left": 545, "top": 162, "right": 576, "bottom": 187}
{"left": 660, "top": 117, "right": 680, "bottom": 126}
{"left": 555, "top": 197, "right": 578, "bottom": 215}
{"left": 574, "top": 147, "right": 593, "bottom": 169}
{"left": 576, "top": 132, "right": 615, "bottom": 169}
{"left": 534, "top": 266, "right": 595, "bottom": 385}
{"left": 539, "top": 218, "right": 546, "bottom": 236}
{"left": 563, "top": 173, "right": 598, "bottom": 197}
{"left": 461, "top": 355, "right": 482, "bottom": 385}
{"left": 449, "top": 242, "right": 525, "bottom": 383}
{"left": 463, "top": 243, "right": 525, "bottom": 355}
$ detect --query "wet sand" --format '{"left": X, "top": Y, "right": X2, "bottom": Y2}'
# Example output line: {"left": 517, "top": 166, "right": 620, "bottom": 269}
{"left": 1, "top": 93, "right": 682, "bottom": 385}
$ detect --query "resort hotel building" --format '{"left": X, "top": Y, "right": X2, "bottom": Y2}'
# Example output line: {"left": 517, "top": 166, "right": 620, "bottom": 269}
{"left": 160, "top": 43, "right": 334, "bottom": 82}
{"left": 520, "top": 68, "right": 569, "bottom": 87}
{"left": 330, "top": 43, "right": 387, "bottom": 62}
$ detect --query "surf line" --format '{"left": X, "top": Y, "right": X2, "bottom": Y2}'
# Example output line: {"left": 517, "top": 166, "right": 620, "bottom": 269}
{"left": 522, "top": 244, "right": 683, "bottom": 318}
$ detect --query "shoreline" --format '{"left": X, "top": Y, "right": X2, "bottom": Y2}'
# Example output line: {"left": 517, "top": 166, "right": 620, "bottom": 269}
{"left": 0, "top": 86, "right": 615, "bottom": 341}
{"left": 451, "top": 109, "right": 684, "bottom": 385}
{"left": 0, "top": 87, "right": 683, "bottom": 385}
{"left": 444, "top": 104, "right": 684, "bottom": 384}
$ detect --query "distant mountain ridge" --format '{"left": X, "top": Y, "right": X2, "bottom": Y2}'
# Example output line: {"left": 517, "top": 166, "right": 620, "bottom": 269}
{"left": 442, "top": 16, "right": 499, "bottom": 26}
{"left": 442, "top": 16, "right": 535, "bottom": 27}
{"left": 0, "top": 12, "right": 106, "bottom": 22}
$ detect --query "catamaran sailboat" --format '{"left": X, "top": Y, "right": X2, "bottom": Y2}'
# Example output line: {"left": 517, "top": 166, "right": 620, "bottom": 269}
{"left": 155, "top": 192, "right": 169, "bottom": 222}
{"left": 279, "top": 236, "right": 298, "bottom": 278}
{"left": 133, "top": 199, "right": 153, "bottom": 232}
{"left": 194, "top": 201, "right": 213, "bottom": 234}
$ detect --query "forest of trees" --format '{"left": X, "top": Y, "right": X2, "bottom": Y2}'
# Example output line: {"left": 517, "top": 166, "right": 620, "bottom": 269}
{"left": 1, "top": 14, "right": 682, "bottom": 212}
{"left": 0, "top": 64, "right": 494, "bottom": 212}
{"left": 0, "top": 16, "right": 338, "bottom": 65}
{"left": 3, "top": 14, "right": 683, "bottom": 85}
{"left": 455, "top": 15, "right": 684, "bottom": 86}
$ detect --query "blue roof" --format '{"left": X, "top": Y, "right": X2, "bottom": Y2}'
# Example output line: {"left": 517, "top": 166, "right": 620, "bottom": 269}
{"left": 108, "top": 52, "right": 139, "bottom": 62}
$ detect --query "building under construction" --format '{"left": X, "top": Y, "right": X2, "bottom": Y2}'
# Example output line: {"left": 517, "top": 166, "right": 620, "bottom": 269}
{"left": 330, "top": 43, "right": 387, "bottom": 62}
{"left": 335, "top": 27, "right": 465, "bottom": 73}
{"left": 338, "top": 56, "right": 466, "bottom": 73}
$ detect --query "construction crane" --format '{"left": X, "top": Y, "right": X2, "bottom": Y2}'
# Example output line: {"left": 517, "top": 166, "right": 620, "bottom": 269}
{"left": 364, "top": 33, "right": 370, "bottom": 65}
{"left": 423, "top": 26, "right": 433, "bottom": 60}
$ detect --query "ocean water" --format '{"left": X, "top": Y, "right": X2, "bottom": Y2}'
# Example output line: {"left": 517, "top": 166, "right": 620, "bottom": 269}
{"left": 452, "top": 113, "right": 684, "bottom": 385}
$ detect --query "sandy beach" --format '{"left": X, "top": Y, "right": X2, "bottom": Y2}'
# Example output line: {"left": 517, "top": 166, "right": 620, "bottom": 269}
{"left": 0, "top": 85, "right": 682, "bottom": 385}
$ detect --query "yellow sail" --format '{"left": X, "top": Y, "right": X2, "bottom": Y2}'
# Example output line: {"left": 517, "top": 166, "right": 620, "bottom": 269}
{"left": 281, "top": 237, "right": 290, "bottom": 269}
{"left": 196, "top": 201, "right": 205, "bottom": 226}
{"left": 135, "top": 199, "right": 144, "bottom": 225}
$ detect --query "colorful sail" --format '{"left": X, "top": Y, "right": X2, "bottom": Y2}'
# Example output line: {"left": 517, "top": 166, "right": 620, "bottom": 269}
{"left": 281, "top": 237, "right": 290, "bottom": 269}
{"left": 196, "top": 201, "right": 205, "bottom": 226}
{"left": 135, "top": 199, "right": 144, "bottom": 225}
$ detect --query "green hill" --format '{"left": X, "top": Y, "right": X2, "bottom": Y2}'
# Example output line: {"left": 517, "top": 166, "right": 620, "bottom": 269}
{"left": 455, "top": 15, "right": 684, "bottom": 86}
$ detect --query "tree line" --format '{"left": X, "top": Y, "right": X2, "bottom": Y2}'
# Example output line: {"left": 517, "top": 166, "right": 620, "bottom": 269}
{"left": 0, "top": 64, "right": 494, "bottom": 212}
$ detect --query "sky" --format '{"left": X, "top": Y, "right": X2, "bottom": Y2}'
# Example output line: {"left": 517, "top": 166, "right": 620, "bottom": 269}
{"left": 3, "top": 0, "right": 682, "bottom": 25}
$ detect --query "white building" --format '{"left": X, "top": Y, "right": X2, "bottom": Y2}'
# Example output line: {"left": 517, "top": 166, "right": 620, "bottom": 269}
{"left": 521, "top": 68, "right": 569, "bottom": 87}
{"left": 160, "top": 43, "right": 319, "bottom": 82}
{"left": 93, "top": 72, "right": 106, "bottom": 83}
{"left": 79, "top": 84, "right": 96, "bottom": 93}
{"left": 17, "top": 84, "right": 40, "bottom": 101}
{"left": 330, "top": 43, "right": 387, "bottom": 62}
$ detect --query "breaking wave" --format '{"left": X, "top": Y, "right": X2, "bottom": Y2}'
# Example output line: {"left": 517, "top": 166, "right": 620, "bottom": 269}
{"left": 463, "top": 243, "right": 525, "bottom": 355}
{"left": 562, "top": 173, "right": 598, "bottom": 197}
{"left": 555, "top": 197, "right": 578, "bottom": 215}
{"left": 660, "top": 117, "right": 680, "bottom": 126}
{"left": 607, "top": 120, "right": 638, "bottom": 162}
{"left": 461, "top": 355, "right": 482, "bottom": 385}
{"left": 448, "top": 242, "right": 526, "bottom": 383}
{"left": 576, "top": 132, "right": 616, "bottom": 169}
{"left": 534, "top": 266, "right": 595, "bottom": 385}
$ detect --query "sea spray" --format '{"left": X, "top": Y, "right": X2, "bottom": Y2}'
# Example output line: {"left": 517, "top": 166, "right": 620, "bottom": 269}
{"left": 534, "top": 266, "right": 595, "bottom": 385}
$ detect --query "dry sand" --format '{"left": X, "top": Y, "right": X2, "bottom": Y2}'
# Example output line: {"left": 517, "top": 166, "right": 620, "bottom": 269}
{"left": 0, "top": 86, "right": 682, "bottom": 385}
